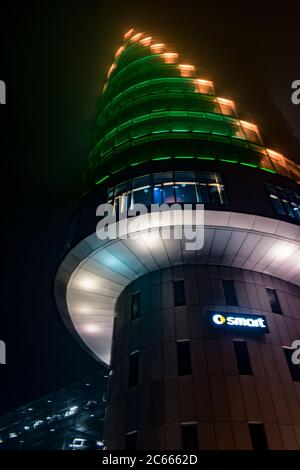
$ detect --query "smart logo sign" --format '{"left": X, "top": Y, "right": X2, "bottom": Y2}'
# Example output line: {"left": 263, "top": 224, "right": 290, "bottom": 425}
{"left": 207, "top": 311, "right": 269, "bottom": 334}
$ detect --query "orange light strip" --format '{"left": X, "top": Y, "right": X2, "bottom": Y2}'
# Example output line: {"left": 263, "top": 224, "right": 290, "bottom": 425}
{"left": 267, "top": 149, "right": 287, "bottom": 163}
{"left": 140, "top": 36, "right": 152, "bottom": 46}
{"left": 115, "top": 45, "right": 125, "bottom": 58}
{"left": 196, "top": 78, "right": 213, "bottom": 87}
{"left": 150, "top": 43, "right": 165, "bottom": 53}
{"left": 179, "top": 64, "right": 195, "bottom": 77}
{"left": 240, "top": 120, "right": 259, "bottom": 132}
{"left": 217, "top": 97, "right": 235, "bottom": 107}
{"left": 124, "top": 29, "right": 134, "bottom": 40}
{"left": 162, "top": 52, "right": 178, "bottom": 64}
{"left": 107, "top": 63, "right": 116, "bottom": 78}
{"left": 131, "top": 32, "right": 143, "bottom": 42}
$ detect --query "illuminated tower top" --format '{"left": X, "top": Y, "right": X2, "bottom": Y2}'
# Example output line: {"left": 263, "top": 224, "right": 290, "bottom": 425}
{"left": 86, "top": 28, "right": 300, "bottom": 188}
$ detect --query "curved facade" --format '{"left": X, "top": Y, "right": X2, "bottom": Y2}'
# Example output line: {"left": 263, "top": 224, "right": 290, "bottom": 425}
{"left": 55, "top": 29, "right": 300, "bottom": 449}
{"left": 106, "top": 266, "right": 300, "bottom": 450}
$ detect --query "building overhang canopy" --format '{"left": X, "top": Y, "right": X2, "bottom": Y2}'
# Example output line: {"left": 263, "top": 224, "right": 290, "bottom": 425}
{"left": 55, "top": 210, "right": 300, "bottom": 365}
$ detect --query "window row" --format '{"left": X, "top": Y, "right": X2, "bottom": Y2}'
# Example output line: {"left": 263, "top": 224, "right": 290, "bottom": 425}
{"left": 97, "top": 114, "right": 262, "bottom": 156}
{"left": 125, "top": 422, "right": 268, "bottom": 450}
{"left": 98, "top": 94, "right": 234, "bottom": 134}
{"left": 106, "top": 63, "right": 188, "bottom": 99}
{"left": 127, "top": 338, "right": 300, "bottom": 391}
{"left": 102, "top": 77, "right": 206, "bottom": 108}
{"left": 107, "top": 172, "right": 228, "bottom": 210}
{"left": 267, "top": 183, "right": 300, "bottom": 221}
{"left": 129, "top": 280, "right": 282, "bottom": 315}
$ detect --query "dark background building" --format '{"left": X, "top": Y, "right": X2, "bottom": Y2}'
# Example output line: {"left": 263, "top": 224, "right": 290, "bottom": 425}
{"left": 0, "top": 371, "right": 107, "bottom": 450}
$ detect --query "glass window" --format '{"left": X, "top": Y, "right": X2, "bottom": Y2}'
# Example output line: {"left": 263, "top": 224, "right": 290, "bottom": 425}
{"left": 208, "top": 183, "right": 224, "bottom": 204}
{"left": 223, "top": 280, "right": 238, "bottom": 306}
{"left": 248, "top": 423, "right": 268, "bottom": 450}
{"left": 174, "top": 183, "right": 197, "bottom": 203}
{"left": 197, "top": 184, "right": 210, "bottom": 203}
{"left": 162, "top": 184, "right": 176, "bottom": 204}
{"left": 128, "top": 351, "right": 139, "bottom": 388}
{"left": 197, "top": 171, "right": 221, "bottom": 183}
{"left": 131, "top": 122, "right": 150, "bottom": 139}
{"left": 266, "top": 288, "right": 282, "bottom": 314}
{"left": 133, "top": 175, "right": 150, "bottom": 188}
{"left": 269, "top": 193, "right": 286, "bottom": 216}
{"left": 114, "top": 195, "right": 128, "bottom": 217}
{"left": 233, "top": 340, "right": 253, "bottom": 375}
{"left": 219, "top": 102, "right": 236, "bottom": 117}
{"left": 171, "top": 122, "right": 191, "bottom": 133}
{"left": 131, "top": 292, "right": 140, "bottom": 320}
{"left": 177, "top": 341, "right": 192, "bottom": 376}
{"left": 174, "top": 171, "right": 195, "bottom": 182}
{"left": 266, "top": 183, "right": 300, "bottom": 220}
{"left": 153, "top": 186, "right": 164, "bottom": 204}
{"left": 131, "top": 186, "right": 151, "bottom": 206}
{"left": 174, "top": 280, "right": 186, "bottom": 306}
{"left": 283, "top": 347, "right": 300, "bottom": 382}
{"left": 153, "top": 172, "right": 173, "bottom": 184}
{"left": 181, "top": 424, "right": 198, "bottom": 450}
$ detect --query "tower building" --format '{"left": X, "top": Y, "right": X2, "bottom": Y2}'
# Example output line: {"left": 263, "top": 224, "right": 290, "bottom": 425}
{"left": 55, "top": 29, "right": 300, "bottom": 450}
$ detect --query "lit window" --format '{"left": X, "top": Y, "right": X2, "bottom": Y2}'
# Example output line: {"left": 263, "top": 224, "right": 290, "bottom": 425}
{"left": 174, "top": 183, "right": 197, "bottom": 203}
{"left": 217, "top": 97, "right": 236, "bottom": 116}
{"left": 179, "top": 64, "right": 195, "bottom": 78}
{"left": 266, "top": 183, "right": 300, "bottom": 220}
{"left": 140, "top": 36, "right": 152, "bottom": 46}
{"left": 131, "top": 33, "right": 143, "bottom": 42}
{"left": 115, "top": 45, "right": 125, "bottom": 58}
{"left": 150, "top": 43, "right": 165, "bottom": 53}
{"left": 124, "top": 29, "right": 134, "bottom": 41}
{"left": 195, "top": 79, "right": 214, "bottom": 95}
{"left": 240, "top": 120, "right": 261, "bottom": 144}
{"left": 162, "top": 52, "right": 178, "bottom": 64}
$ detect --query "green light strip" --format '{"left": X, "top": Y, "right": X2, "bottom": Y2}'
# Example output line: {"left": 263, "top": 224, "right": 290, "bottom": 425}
{"left": 99, "top": 76, "right": 198, "bottom": 116}
{"left": 196, "top": 156, "right": 216, "bottom": 160}
{"left": 240, "top": 162, "right": 258, "bottom": 168}
{"left": 130, "top": 161, "right": 145, "bottom": 166}
{"left": 94, "top": 157, "right": 282, "bottom": 185}
{"left": 107, "top": 53, "right": 162, "bottom": 85}
{"left": 95, "top": 110, "right": 245, "bottom": 152}
{"left": 95, "top": 175, "right": 110, "bottom": 185}
{"left": 220, "top": 158, "right": 238, "bottom": 164}
{"left": 260, "top": 167, "right": 277, "bottom": 174}
{"left": 152, "top": 156, "right": 172, "bottom": 161}
{"left": 175, "top": 156, "right": 194, "bottom": 159}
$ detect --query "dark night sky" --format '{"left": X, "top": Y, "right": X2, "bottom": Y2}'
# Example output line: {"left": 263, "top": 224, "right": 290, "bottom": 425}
{"left": 0, "top": 1, "right": 299, "bottom": 415}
